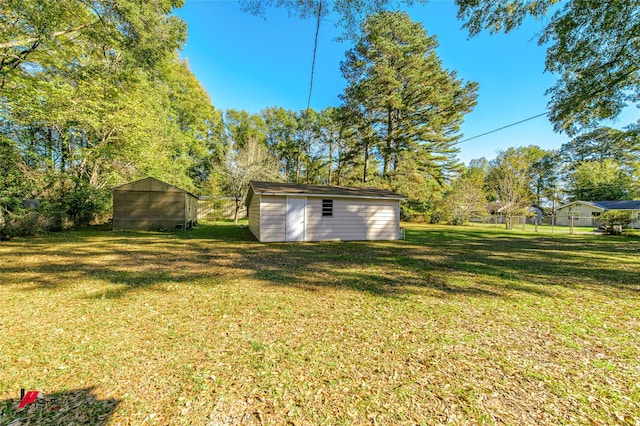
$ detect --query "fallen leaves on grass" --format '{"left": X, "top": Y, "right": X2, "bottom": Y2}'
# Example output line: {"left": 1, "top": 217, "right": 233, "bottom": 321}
{"left": 0, "top": 222, "right": 639, "bottom": 424}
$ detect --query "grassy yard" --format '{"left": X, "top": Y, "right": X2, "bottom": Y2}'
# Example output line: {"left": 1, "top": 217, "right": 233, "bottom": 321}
{"left": 1, "top": 222, "right": 639, "bottom": 425}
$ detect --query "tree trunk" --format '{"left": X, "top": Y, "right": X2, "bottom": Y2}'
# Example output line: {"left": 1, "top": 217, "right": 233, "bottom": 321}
{"left": 327, "top": 139, "right": 333, "bottom": 185}
{"left": 295, "top": 149, "right": 302, "bottom": 183}
{"left": 363, "top": 140, "right": 369, "bottom": 183}
{"left": 234, "top": 196, "right": 240, "bottom": 224}
{"left": 383, "top": 108, "right": 393, "bottom": 178}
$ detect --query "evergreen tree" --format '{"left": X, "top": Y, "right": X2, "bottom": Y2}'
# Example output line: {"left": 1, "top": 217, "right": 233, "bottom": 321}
{"left": 340, "top": 11, "right": 477, "bottom": 197}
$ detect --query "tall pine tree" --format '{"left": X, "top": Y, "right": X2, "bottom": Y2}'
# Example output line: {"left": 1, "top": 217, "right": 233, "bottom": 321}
{"left": 340, "top": 11, "right": 477, "bottom": 198}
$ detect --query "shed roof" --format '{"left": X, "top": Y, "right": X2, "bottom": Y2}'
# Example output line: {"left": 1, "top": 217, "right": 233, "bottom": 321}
{"left": 246, "top": 181, "right": 406, "bottom": 206}
{"left": 558, "top": 200, "right": 640, "bottom": 211}
{"left": 112, "top": 177, "right": 197, "bottom": 198}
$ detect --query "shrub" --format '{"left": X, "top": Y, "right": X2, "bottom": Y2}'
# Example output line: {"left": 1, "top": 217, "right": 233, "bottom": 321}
{"left": 401, "top": 200, "right": 434, "bottom": 223}
{"left": 0, "top": 210, "right": 52, "bottom": 239}
{"left": 44, "top": 175, "right": 112, "bottom": 228}
{"left": 595, "top": 210, "right": 635, "bottom": 235}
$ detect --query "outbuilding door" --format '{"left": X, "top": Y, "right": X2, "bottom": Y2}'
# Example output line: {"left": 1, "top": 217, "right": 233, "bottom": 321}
{"left": 286, "top": 197, "right": 306, "bottom": 242}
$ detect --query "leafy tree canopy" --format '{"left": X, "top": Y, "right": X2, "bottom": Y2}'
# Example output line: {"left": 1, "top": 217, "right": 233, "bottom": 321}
{"left": 455, "top": 0, "right": 640, "bottom": 135}
{"left": 0, "top": 0, "right": 186, "bottom": 86}
{"left": 560, "top": 127, "right": 639, "bottom": 169}
{"left": 568, "top": 159, "right": 636, "bottom": 201}
{"left": 239, "top": 0, "right": 427, "bottom": 39}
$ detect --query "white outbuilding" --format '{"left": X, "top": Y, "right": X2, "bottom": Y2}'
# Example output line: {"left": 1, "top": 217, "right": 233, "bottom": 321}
{"left": 245, "top": 181, "right": 406, "bottom": 242}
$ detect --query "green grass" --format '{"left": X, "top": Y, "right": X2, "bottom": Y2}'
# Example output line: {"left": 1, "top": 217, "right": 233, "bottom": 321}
{"left": 1, "top": 221, "right": 639, "bottom": 425}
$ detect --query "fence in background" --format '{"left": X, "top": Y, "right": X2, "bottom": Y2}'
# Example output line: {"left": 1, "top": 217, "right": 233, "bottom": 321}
{"left": 197, "top": 197, "right": 246, "bottom": 220}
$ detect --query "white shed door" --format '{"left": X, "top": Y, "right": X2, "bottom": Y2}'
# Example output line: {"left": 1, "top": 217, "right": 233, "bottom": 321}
{"left": 286, "top": 197, "right": 306, "bottom": 242}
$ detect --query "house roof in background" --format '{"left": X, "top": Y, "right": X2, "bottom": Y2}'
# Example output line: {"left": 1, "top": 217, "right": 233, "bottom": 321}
{"left": 590, "top": 200, "right": 640, "bottom": 210}
{"left": 246, "top": 181, "right": 407, "bottom": 206}
{"left": 558, "top": 200, "right": 640, "bottom": 211}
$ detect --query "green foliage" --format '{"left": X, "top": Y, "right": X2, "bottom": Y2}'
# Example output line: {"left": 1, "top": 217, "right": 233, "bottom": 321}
{"left": 437, "top": 165, "right": 488, "bottom": 225}
{"left": 531, "top": 150, "right": 562, "bottom": 208}
{"left": 239, "top": 0, "right": 428, "bottom": 40}
{"left": 455, "top": 0, "right": 640, "bottom": 134}
{"left": 0, "top": 136, "right": 27, "bottom": 212}
{"left": 401, "top": 199, "right": 434, "bottom": 223}
{"left": 340, "top": 11, "right": 477, "bottom": 200}
{"left": 0, "top": 0, "right": 187, "bottom": 83}
{"left": 569, "top": 159, "right": 635, "bottom": 201}
{"left": 52, "top": 175, "right": 112, "bottom": 227}
{"left": 0, "top": 1, "right": 222, "bottom": 235}
{"left": 561, "top": 127, "right": 638, "bottom": 166}
{"left": 0, "top": 136, "right": 28, "bottom": 239}
{"left": 226, "top": 109, "right": 268, "bottom": 149}
{"left": 487, "top": 147, "right": 539, "bottom": 216}
{"left": 260, "top": 107, "right": 340, "bottom": 185}
{"left": 262, "top": 106, "right": 300, "bottom": 181}
{"left": 560, "top": 127, "right": 640, "bottom": 201}
{"left": 595, "top": 210, "right": 635, "bottom": 234}
{"left": 222, "top": 135, "right": 282, "bottom": 223}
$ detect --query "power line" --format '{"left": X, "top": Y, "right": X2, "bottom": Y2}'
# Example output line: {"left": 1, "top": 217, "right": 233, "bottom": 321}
{"left": 459, "top": 111, "right": 550, "bottom": 144}
{"left": 307, "top": 0, "right": 323, "bottom": 110}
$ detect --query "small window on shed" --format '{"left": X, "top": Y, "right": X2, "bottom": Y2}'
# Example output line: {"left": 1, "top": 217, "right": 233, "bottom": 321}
{"left": 322, "top": 199, "right": 333, "bottom": 217}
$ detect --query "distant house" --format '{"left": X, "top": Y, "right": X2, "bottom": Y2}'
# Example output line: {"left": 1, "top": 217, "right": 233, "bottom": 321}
{"left": 473, "top": 202, "right": 543, "bottom": 225}
{"left": 245, "top": 181, "right": 406, "bottom": 242}
{"left": 112, "top": 177, "right": 198, "bottom": 231}
{"left": 555, "top": 200, "right": 640, "bottom": 228}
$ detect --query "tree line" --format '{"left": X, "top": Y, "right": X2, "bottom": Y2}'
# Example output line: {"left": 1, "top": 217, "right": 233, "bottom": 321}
{"left": 439, "top": 129, "right": 640, "bottom": 225}
{"left": 1, "top": 1, "right": 638, "bottom": 237}
{"left": 1, "top": 0, "right": 223, "bottom": 236}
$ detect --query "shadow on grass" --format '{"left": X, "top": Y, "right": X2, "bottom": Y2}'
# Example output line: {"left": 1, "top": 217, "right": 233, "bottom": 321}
{"left": 238, "top": 227, "right": 639, "bottom": 297}
{"left": 240, "top": 241, "right": 506, "bottom": 298}
{"left": 0, "top": 386, "right": 119, "bottom": 425}
{"left": 23, "top": 220, "right": 257, "bottom": 243}
{"left": 1, "top": 222, "right": 638, "bottom": 299}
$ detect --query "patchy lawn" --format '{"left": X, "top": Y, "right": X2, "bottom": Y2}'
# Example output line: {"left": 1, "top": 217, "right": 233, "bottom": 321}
{"left": 1, "top": 222, "right": 639, "bottom": 425}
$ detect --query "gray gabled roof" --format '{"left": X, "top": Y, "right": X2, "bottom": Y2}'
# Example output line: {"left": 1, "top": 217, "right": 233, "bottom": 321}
{"left": 246, "top": 181, "right": 406, "bottom": 206}
{"left": 590, "top": 200, "right": 640, "bottom": 210}
{"left": 558, "top": 200, "right": 640, "bottom": 211}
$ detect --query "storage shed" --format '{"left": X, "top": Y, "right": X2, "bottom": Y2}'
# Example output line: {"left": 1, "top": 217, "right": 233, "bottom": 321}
{"left": 112, "top": 177, "right": 198, "bottom": 231}
{"left": 245, "top": 181, "right": 406, "bottom": 242}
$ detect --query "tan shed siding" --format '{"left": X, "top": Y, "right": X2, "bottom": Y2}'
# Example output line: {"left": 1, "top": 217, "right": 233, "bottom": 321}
{"left": 113, "top": 191, "right": 186, "bottom": 230}
{"left": 305, "top": 198, "right": 400, "bottom": 241}
{"left": 248, "top": 194, "right": 261, "bottom": 240}
{"left": 188, "top": 195, "right": 198, "bottom": 225}
{"left": 259, "top": 196, "right": 287, "bottom": 242}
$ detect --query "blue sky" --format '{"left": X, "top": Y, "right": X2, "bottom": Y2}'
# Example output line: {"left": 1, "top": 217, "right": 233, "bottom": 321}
{"left": 175, "top": 0, "right": 569, "bottom": 164}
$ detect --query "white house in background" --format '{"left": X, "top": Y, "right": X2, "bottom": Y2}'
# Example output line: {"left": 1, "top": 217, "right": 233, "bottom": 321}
{"left": 245, "top": 181, "right": 407, "bottom": 242}
{"left": 555, "top": 200, "right": 640, "bottom": 227}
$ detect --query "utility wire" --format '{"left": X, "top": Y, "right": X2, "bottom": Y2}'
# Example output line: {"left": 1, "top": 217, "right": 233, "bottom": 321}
{"left": 459, "top": 111, "right": 550, "bottom": 144}
{"left": 307, "top": 0, "right": 322, "bottom": 110}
